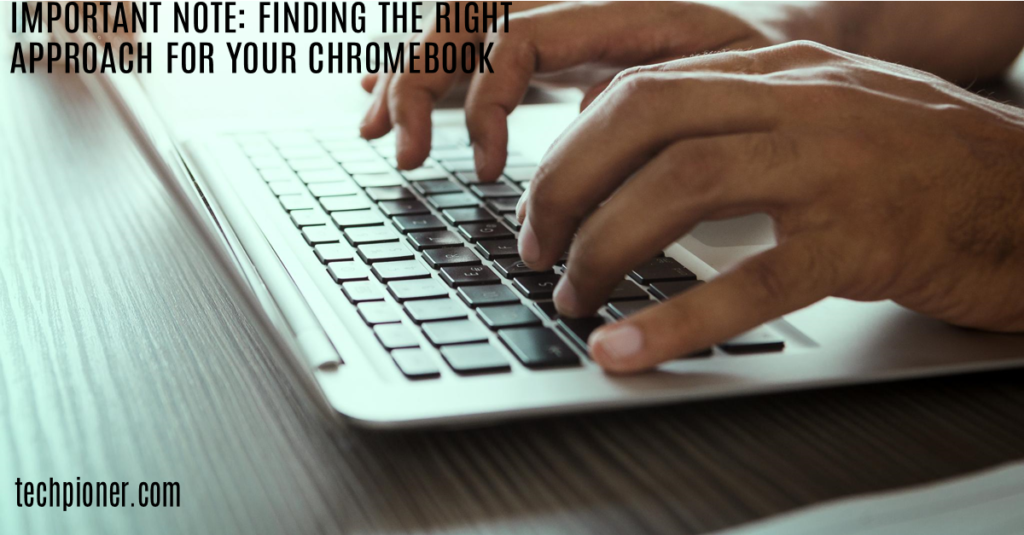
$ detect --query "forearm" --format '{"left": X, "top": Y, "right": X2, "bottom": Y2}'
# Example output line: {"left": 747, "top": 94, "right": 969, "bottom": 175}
{"left": 780, "top": 1, "right": 1024, "bottom": 82}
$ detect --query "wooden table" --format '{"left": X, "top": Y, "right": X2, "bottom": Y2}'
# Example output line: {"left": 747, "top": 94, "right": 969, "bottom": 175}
{"left": 3, "top": 39, "right": 1024, "bottom": 534}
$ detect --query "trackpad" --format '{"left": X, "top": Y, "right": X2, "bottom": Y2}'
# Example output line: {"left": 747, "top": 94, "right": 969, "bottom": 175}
{"left": 690, "top": 214, "right": 776, "bottom": 247}
{"left": 679, "top": 214, "right": 776, "bottom": 273}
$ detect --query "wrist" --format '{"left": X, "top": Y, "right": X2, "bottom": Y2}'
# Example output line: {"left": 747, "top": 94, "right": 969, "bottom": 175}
{"left": 735, "top": 2, "right": 876, "bottom": 53}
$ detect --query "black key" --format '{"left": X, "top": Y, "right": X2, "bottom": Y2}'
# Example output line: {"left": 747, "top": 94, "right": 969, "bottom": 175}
{"left": 321, "top": 195, "right": 372, "bottom": 212}
{"left": 291, "top": 210, "right": 330, "bottom": 227}
{"left": 371, "top": 260, "right": 430, "bottom": 282}
{"left": 471, "top": 183, "right": 521, "bottom": 198}
{"left": 557, "top": 317, "right": 607, "bottom": 352}
{"left": 429, "top": 192, "right": 479, "bottom": 210}
{"left": 477, "top": 304, "right": 542, "bottom": 330}
{"left": 407, "top": 230, "right": 462, "bottom": 251}
{"left": 301, "top": 225, "right": 342, "bottom": 245}
{"left": 486, "top": 198, "right": 520, "bottom": 214}
{"left": 413, "top": 180, "right": 461, "bottom": 195}
{"left": 453, "top": 171, "right": 485, "bottom": 184}
{"left": 332, "top": 210, "right": 386, "bottom": 228}
{"left": 499, "top": 327, "right": 581, "bottom": 369}
{"left": 314, "top": 243, "right": 355, "bottom": 264}
{"left": 442, "top": 208, "right": 495, "bottom": 226}
{"left": 402, "top": 168, "right": 451, "bottom": 182}
{"left": 608, "top": 281, "right": 650, "bottom": 302}
{"left": 391, "top": 349, "right": 441, "bottom": 379}
{"left": 404, "top": 298, "right": 468, "bottom": 323}
{"left": 422, "top": 319, "right": 490, "bottom": 346}
{"left": 357, "top": 243, "right": 414, "bottom": 263}
{"left": 423, "top": 247, "right": 480, "bottom": 269}
{"left": 344, "top": 226, "right": 399, "bottom": 245}
{"left": 502, "top": 214, "right": 522, "bottom": 230}
{"left": 513, "top": 274, "right": 561, "bottom": 300}
{"left": 440, "top": 265, "right": 500, "bottom": 287}
{"left": 327, "top": 261, "right": 369, "bottom": 283}
{"left": 649, "top": 280, "right": 704, "bottom": 301}
{"left": 475, "top": 239, "right": 520, "bottom": 260}
{"left": 629, "top": 257, "right": 697, "bottom": 284}
{"left": 459, "top": 222, "right": 514, "bottom": 243}
{"left": 378, "top": 199, "right": 430, "bottom": 217}
{"left": 358, "top": 302, "right": 403, "bottom": 325}
{"left": 440, "top": 343, "right": 511, "bottom": 375}
{"left": 392, "top": 214, "right": 446, "bottom": 234}
{"left": 342, "top": 281, "right": 385, "bottom": 303}
{"left": 374, "top": 324, "right": 420, "bottom": 350}
{"left": 458, "top": 284, "right": 520, "bottom": 308}
{"left": 387, "top": 278, "right": 450, "bottom": 302}
{"left": 366, "top": 186, "right": 414, "bottom": 202}
{"left": 535, "top": 301, "right": 558, "bottom": 319}
{"left": 494, "top": 257, "right": 551, "bottom": 279}
{"left": 719, "top": 327, "right": 785, "bottom": 354}
{"left": 607, "top": 299, "right": 656, "bottom": 320}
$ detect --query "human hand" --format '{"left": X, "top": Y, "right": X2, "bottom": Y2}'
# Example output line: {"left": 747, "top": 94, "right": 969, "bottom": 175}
{"left": 517, "top": 41, "right": 1024, "bottom": 373}
{"left": 359, "top": 1, "right": 787, "bottom": 178}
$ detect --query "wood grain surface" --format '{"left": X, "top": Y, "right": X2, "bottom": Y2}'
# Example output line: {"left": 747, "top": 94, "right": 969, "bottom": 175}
{"left": 3, "top": 51, "right": 1024, "bottom": 535}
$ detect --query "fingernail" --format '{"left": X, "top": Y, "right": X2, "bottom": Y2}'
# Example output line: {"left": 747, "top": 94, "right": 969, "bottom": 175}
{"left": 516, "top": 186, "right": 529, "bottom": 222}
{"left": 395, "top": 124, "right": 411, "bottom": 166}
{"left": 519, "top": 218, "right": 540, "bottom": 264}
{"left": 554, "top": 278, "right": 581, "bottom": 316}
{"left": 589, "top": 324, "right": 644, "bottom": 363}
{"left": 473, "top": 142, "right": 488, "bottom": 177}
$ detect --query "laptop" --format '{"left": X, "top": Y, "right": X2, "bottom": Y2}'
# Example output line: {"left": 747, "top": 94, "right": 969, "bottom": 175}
{"left": 69, "top": 33, "right": 1024, "bottom": 430}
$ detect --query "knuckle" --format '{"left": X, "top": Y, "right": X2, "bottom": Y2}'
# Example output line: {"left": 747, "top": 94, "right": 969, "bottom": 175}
{"left": 660, "top": 142, "right": 724, "bottom": 196}
{"left": 387, "top": 75, "right": 415, "bottom": 102}
{"left": 606, "top": 73, "right": 665, "bottom": 116}
{"left": 745, "top": 132, "right": 798, "bottom": 175}
{"left": 783, "top": 39, "right": 837, "bottom": 59}
{"left": 747, "top": 257, "right": 791, "bottom": 304}
{"left": 525, "top": 176, "right": 563, "bottom": 215}
{"left": 610, "top": 67, "right": 657, "bottom": 93}
{"left": 811, "top": 65, "right": 860, "bottom": 86}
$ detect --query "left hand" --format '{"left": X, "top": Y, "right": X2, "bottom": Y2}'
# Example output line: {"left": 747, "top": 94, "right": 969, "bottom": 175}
{"left": 517, "top": 41, "right": 1024, "bottom": 373}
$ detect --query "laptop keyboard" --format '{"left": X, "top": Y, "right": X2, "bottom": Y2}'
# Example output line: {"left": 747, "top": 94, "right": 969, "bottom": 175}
{"left": 233, "top": 128, "right": 784, "bottom": 379}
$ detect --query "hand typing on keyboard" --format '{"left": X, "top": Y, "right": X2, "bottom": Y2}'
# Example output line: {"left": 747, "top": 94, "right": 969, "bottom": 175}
{"left": 358, "top": 1, "right": 778, "bottom": 178}
{"left": 518, "top": 41, "right": 1024, "bottom": 373}
{"left": 359, "top": 2, "right": 1024, "bottom": 374}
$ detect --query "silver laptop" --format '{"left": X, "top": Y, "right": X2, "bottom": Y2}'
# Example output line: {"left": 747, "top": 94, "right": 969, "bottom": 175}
{"left": 74, "top": 36, "right": 1024, "bottom": 430}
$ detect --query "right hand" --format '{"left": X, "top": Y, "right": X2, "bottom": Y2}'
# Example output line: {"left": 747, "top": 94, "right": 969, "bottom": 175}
{"left": 359, "top": 1, "right": 787, "bottom": 179}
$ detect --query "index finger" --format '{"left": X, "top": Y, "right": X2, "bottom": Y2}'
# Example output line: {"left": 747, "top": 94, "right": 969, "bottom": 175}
{"left": 520, "top": 70, "right": 779, "bottom": 271}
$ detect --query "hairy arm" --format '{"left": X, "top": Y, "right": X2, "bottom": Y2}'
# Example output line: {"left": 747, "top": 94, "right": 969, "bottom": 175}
{"left": 761, "top": 1, "right": 1024, "bottom": 83}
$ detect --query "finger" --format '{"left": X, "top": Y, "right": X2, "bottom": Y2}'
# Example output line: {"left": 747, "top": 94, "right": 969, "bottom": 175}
{"left": 361, "top": 74, "right": 378, "bottom": 93}
{"left": 554, "top": 134, "right": 796, "bottom": 317}
{"left": 521, "top": 71, "right": 779, "bottom": 271}
{"left": 360, "top": 70, "right": 395, "bottom": 139}
{"left": 463, "top": 1, "right": 755, "bottom": 182}
{"left": 580, "top": 78, "right": 614, "bottom": 111}
{"left": 386, "top": 31, "right": 480, "bottom": 170}
{"left": 589, "top": 234, "right": 841, "bottom": 373}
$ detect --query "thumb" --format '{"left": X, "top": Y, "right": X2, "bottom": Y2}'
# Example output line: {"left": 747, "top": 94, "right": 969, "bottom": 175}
{"left": 588, "top": 236, "right": 839, "bottom": 373}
